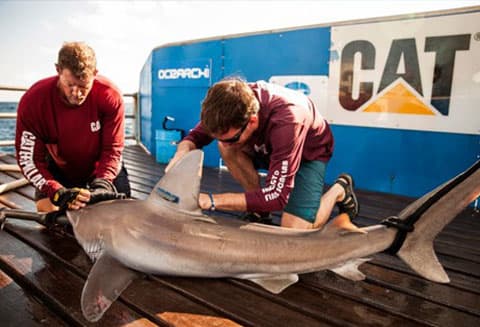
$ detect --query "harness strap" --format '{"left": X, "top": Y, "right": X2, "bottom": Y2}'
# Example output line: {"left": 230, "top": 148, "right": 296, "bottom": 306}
{"left": 381, "top": 216, "right": 414, "bottom": 232}
{"left": 380, "top": 216, "right": 414, "bottom": 254}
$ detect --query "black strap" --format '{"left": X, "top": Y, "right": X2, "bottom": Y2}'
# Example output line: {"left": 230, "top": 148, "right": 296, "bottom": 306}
{"left": 382, "top": 159, "right": 480, "bottom": 255}
{"left": 381, "top": 216, "right": 414, "bottom": 232}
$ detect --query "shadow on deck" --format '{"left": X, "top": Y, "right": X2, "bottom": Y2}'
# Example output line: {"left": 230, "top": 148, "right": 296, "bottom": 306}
{"left": 0, "top": 145, "right": 479, "bottom": 326}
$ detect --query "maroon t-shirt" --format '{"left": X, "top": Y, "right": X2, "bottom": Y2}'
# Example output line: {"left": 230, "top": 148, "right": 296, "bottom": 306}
{"left": 184, "top": 81, "right": 334, "bottom": 212}
{"left": 15, "top": 75, "right": 125, "bottom": 199}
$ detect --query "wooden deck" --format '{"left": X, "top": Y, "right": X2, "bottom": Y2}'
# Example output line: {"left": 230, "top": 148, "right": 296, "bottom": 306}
{"left": 0, "top": 144, "right": 479, "bottom": 326}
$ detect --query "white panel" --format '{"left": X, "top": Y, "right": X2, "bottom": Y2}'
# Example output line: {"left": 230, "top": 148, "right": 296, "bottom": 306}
{"left": 327, "top": 12, "right": 480, "bottom": 135}
{"left": 269, "top": 75, "right": 329, "bottom": 116}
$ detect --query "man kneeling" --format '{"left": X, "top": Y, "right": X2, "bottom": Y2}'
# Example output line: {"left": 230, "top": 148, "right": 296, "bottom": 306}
{"left": 167, "top": 78, "right": 358, "bottom": 230}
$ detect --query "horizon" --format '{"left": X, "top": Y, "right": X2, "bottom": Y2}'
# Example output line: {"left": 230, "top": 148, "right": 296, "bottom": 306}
{"left": 0, "top": 0, "right": 479, "bottom": 101}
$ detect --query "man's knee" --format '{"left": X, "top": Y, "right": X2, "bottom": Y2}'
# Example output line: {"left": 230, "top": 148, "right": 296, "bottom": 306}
{"left": 281, "top": 212, "right": 314, "bottom": 229}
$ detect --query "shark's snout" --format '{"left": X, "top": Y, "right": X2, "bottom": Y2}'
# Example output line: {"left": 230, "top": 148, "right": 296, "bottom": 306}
{"left": 66, "top": 210, "right": 81, "bottom": 228}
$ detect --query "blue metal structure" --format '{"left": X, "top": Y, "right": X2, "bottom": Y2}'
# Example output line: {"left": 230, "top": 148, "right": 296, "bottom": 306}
{"left": 139, "top": 8, "right": 479, "bottom": 198}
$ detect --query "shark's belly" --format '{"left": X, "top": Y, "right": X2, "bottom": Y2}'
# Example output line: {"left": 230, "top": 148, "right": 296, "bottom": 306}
{"left": 105, "top": 213, "right": 396, "bottom": 278}
{"left": 107, "top": 224, "right": 331, "bottom": 278}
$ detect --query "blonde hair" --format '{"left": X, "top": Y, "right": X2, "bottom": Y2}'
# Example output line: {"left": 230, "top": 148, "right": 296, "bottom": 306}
{"left": 57, "top": 42, "right": 96, "bottom": 79}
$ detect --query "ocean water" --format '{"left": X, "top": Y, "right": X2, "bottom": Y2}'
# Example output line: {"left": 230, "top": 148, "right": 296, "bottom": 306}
{"left": 0, "top": 101, "right": 136, "bottom": 154}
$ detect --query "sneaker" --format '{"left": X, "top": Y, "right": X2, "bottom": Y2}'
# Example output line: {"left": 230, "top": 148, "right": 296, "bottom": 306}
{"left": 335, "top": 173, "right": 360, "bottom": 220}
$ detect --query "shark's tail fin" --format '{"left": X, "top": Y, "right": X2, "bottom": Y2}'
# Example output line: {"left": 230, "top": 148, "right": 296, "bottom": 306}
{"left": 385, "top": 160, "right": 480, "bottom": 283}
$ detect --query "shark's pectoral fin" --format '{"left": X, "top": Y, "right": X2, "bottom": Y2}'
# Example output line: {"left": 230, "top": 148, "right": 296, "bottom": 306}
{"left": 329, "top": 258, "right": 371, "bottom": 281}
{"left": 246, "top": 274, "right": 299, "bottom": 294}
{"left": 81, "top": 252, "right": 141, "bottom": 322}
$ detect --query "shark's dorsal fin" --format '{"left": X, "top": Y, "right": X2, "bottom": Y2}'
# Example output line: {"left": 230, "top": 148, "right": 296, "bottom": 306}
{"left": 148, "top": 150, "right": 204, "bottom": 213}
{"left": 247, "top": 274, "right": 299, "bottom": 294}
{"left": 81, "top": 253, "right": 141, "bottom": 322}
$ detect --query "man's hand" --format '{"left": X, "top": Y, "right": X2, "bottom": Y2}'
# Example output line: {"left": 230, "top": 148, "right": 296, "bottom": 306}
{"left": 89, "top": 178, "right": 116, "bottom": 193}
{"left": 88, "top": 178, "right": 125, "bottom": 204}
{"left": 52, "top": 187, "right": 91, "bottom": 210}
{"left": 198, "top": 192, "right": 213, "bottom": 211}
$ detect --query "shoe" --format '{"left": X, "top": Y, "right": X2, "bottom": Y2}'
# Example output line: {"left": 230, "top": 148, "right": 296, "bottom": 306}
{"left": 335, "top": 173, "right": 359, "bottom": 220}
{"left": 241, "top": 212, "right": 273, "bottom": 225}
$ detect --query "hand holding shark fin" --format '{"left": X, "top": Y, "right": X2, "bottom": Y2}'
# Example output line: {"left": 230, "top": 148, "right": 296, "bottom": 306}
{"left": 148, "top": 149, "right": 203, "bottom": 213}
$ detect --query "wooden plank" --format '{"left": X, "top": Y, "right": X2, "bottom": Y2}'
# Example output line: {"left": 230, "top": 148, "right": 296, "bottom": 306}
{"left": 0, "top": 269, "right": 68, "bottom": 326}
{"left": 0, "top": 227, "right": 160, "bottom": 326}
{"left": 227, "top": 278, "right": 425, "bottom": 326}
{"left": 301, "top": 271, "right": 480, "bottom": 326}
{"left": 358, "top": 263, "right": 480, "bottom": 315}
{"left": 158, "top": 277, "right": 345, "bottom": 327}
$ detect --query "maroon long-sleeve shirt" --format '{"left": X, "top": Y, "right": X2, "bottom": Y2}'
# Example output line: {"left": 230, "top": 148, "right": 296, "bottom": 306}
{"left": 184, "top": 81, "right": 334, "bottom": 212}
{"left": 15, "top": 75, "right": 125, "bottom": 200}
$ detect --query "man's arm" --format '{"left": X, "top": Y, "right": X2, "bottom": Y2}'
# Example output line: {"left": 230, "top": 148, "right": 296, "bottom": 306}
{"left": 198, "top": 192, "right": 247, "bottom": 211}
{"left": 15, "top": 99, "right": 62, "bottom": 199}
{"left": 95, "top": 89, "right": 124, "bottom": 181}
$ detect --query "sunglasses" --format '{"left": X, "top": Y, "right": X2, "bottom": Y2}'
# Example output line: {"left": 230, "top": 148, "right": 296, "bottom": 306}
{"left": 217, "top": 120, "right": 249, "bottom": 144}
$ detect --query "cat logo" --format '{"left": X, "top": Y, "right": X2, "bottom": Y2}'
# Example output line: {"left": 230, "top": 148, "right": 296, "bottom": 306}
{"left": 338, "top": 34, "right": 471, "bottom": 116}
{"left": 90, "top": 120, "right": 101, "bottom": 132}
{"left": 328, "top": 13, "right": 478, "bottom": 135}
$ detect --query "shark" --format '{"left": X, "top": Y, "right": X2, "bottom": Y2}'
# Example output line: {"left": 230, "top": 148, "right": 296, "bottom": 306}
{"left": 65, "top": 150, "right": 480, "bottom": 322}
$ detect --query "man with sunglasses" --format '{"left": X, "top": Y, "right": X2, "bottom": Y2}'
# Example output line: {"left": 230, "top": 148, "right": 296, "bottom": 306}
{"left": 15, "top": 42, "right": 130, "bottom": 213}
{"left": 167, "top": 78, "right": 359, "bottom": 230}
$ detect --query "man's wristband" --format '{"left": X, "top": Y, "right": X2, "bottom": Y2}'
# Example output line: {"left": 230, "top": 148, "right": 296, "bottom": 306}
{"left": 208, "top": 192, "right": 216, "bottom": 211}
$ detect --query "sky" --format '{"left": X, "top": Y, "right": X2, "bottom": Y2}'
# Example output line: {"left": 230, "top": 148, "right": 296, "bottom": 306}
{"left": 0, "top": 0, "right": 479, "bottom": 101}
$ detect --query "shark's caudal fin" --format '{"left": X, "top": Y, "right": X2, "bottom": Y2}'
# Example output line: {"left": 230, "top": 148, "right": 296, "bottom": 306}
{"left": 81, "top": 253, "right": 141, "bottom": 322}
{"left": 148, "top": 150, "right": 204, "bottom": 213}
{"left": 390, "top": 160, "right": 480, "bottom": 283}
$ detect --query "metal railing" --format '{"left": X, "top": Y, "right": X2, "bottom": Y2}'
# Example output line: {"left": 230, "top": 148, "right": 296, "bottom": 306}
{"left": 0, "top": 85, "right": 138, "bottom": 149}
